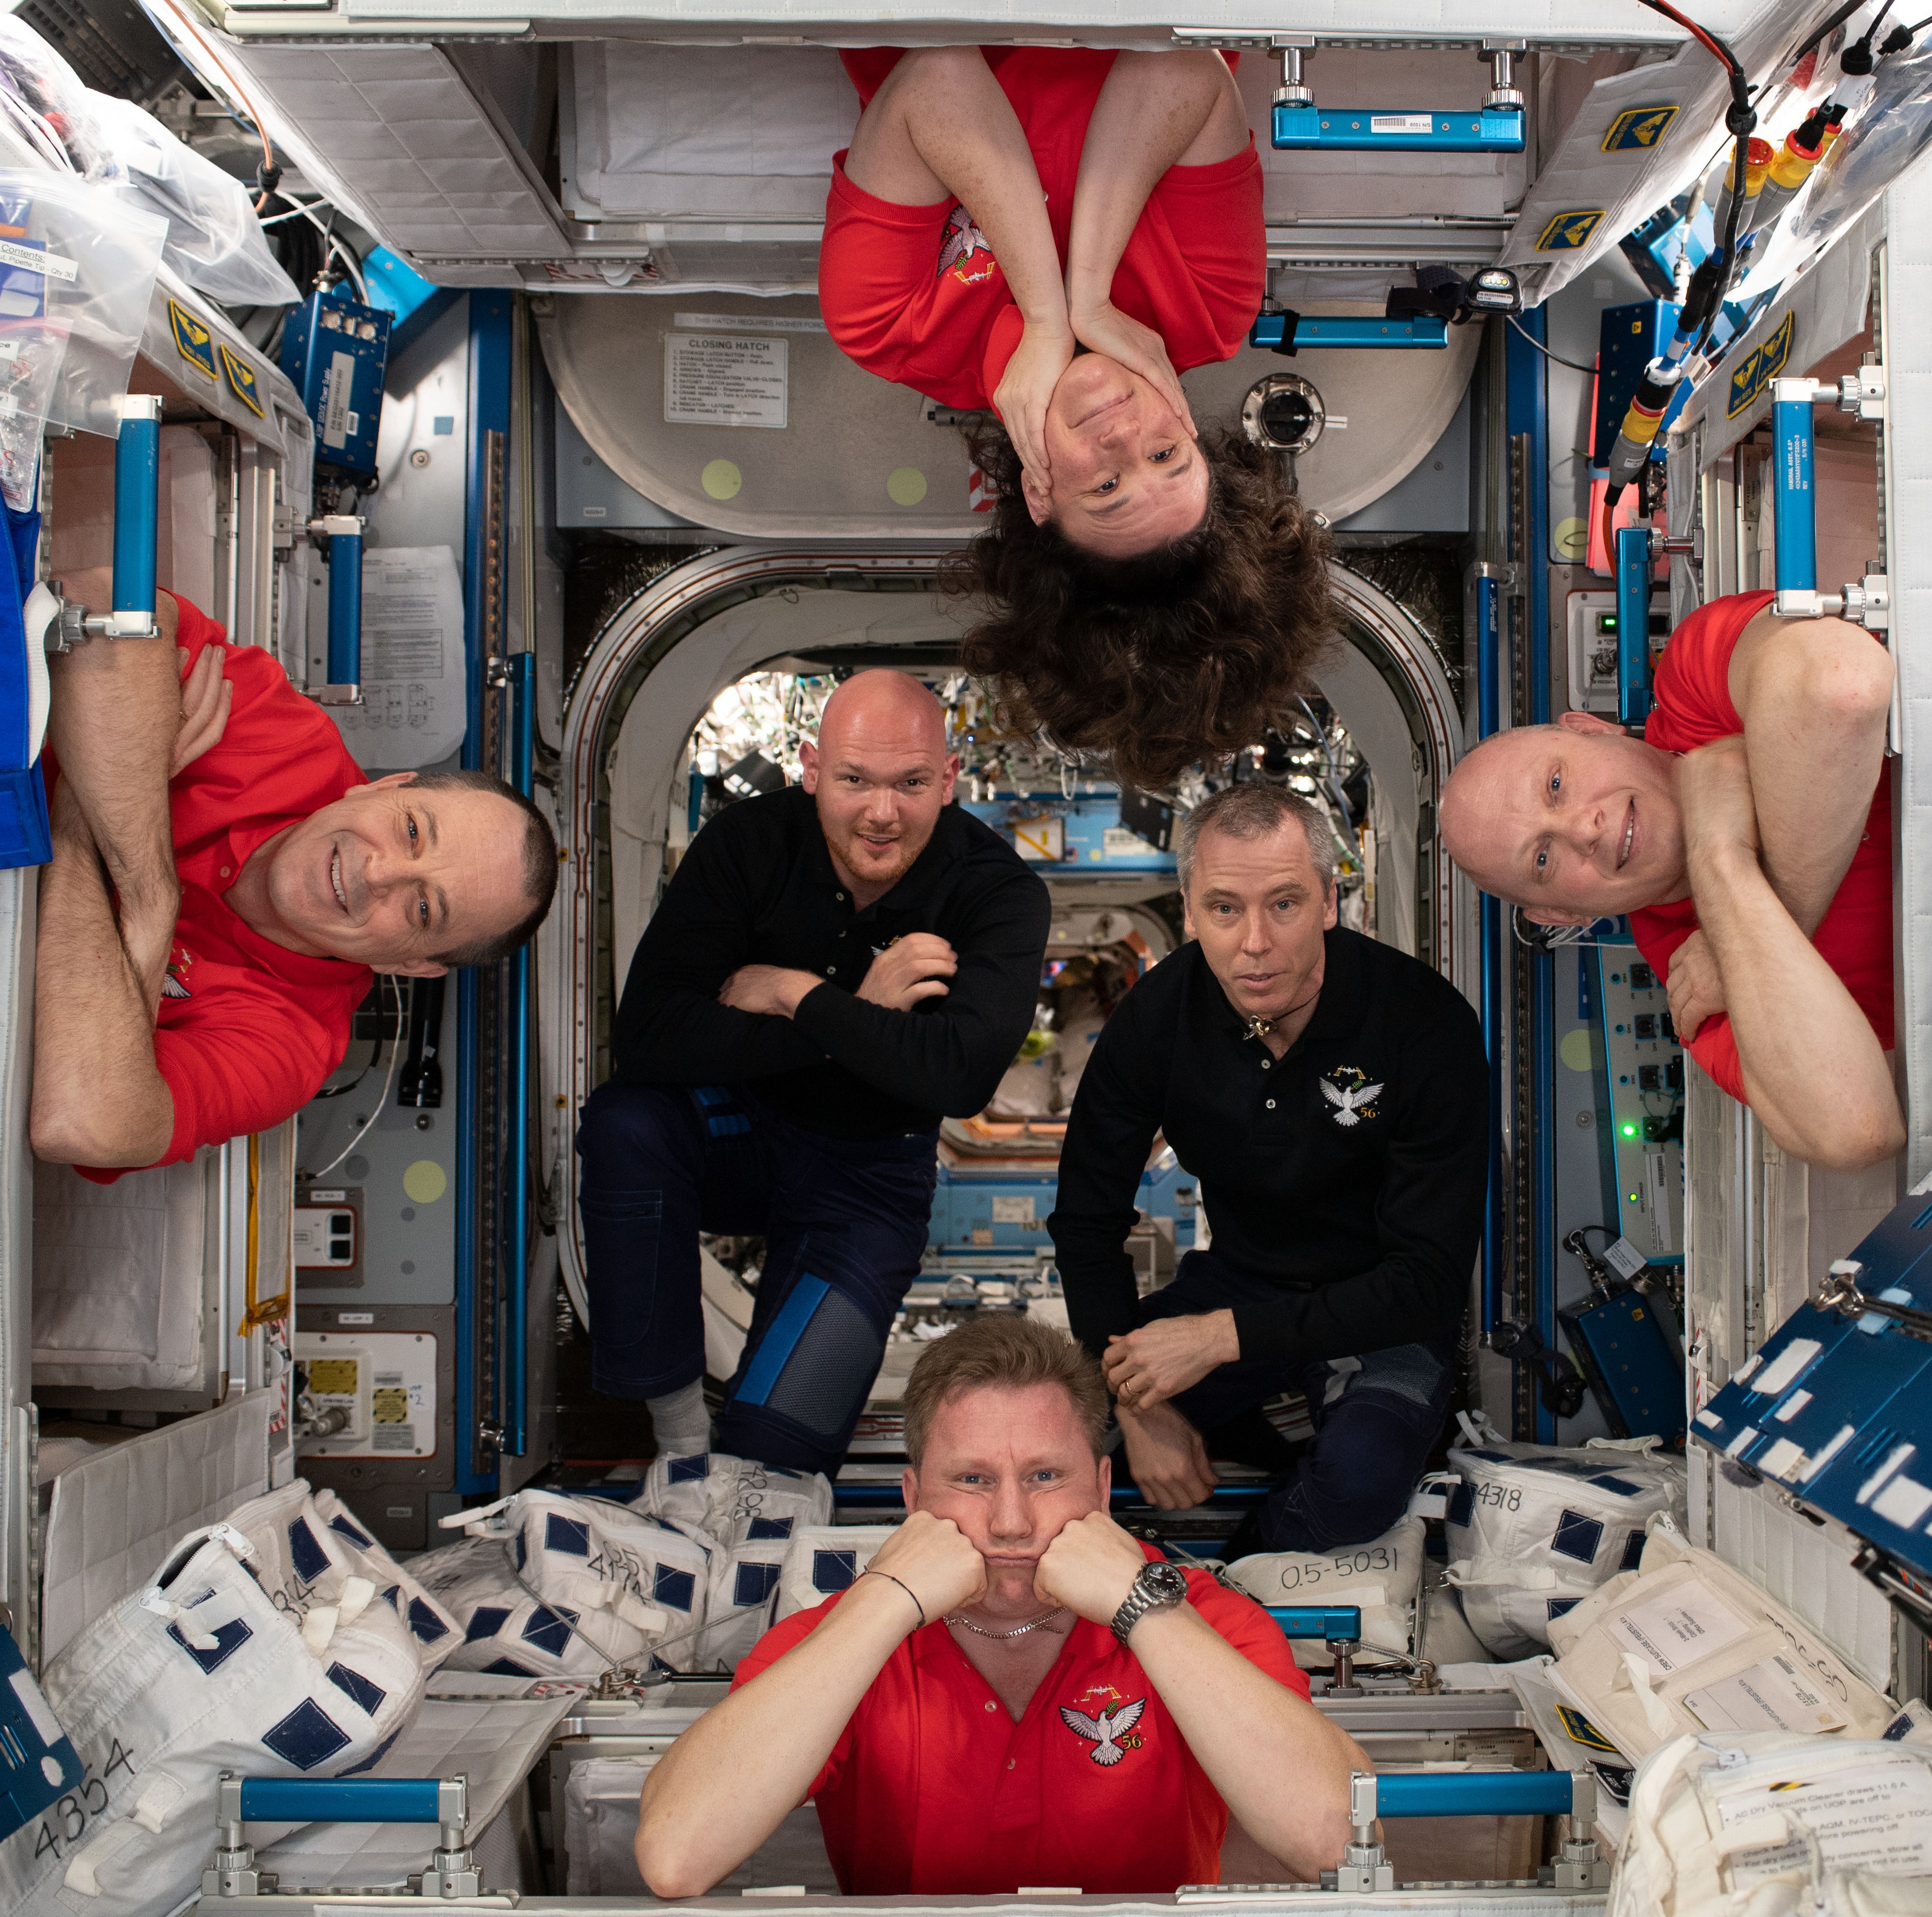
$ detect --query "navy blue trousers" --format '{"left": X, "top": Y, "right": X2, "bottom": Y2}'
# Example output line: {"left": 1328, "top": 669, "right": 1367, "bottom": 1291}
{"left": 1142, "top": 1249, "right": 1457, "bottom": 1553}
{"left": 576, "top": 1080, "right": 938, "bottom": 1475}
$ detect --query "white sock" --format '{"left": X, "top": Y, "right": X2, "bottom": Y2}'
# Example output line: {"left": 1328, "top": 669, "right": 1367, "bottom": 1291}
{"left": 648, "top": 1380, "right": 710, "bottom": 1458}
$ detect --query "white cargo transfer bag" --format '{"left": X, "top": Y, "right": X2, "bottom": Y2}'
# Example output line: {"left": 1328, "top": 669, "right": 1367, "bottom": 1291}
{"left": 1442, "top": 1417, "right": 1686, "bottom": 1658}
{"left": 681, "top": 1463, "right": 834, "bottom": 1670}
{"left": 640, "top": 1452, "right": 833, "bottom": 1541}
{"left": 1548, "top": 1522, "right": 1894, "bottom": 1765}
{"left": 1221, "top": 1515, "right": 1426, "bottom": 1669}
{"left": 1608, "top": 1729, "right": 1932, "bottom": 1916}
{"left": 772, "top": 1525, "right": 898, "bottom": 1625}
{"left": 229, "top": 1481, "right": 458, "bottom": 1671}
{"left": 427, "top": 1489, "right": 714, "bottom": 1676}
{"left": 0, "top": 1520, "right": 428, "bottom": 1917}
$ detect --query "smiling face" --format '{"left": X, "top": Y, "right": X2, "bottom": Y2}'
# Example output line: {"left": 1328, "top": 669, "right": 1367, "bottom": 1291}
{"left": 799, "top": 670, "right": 958, "bottom": 903}
{"left": 904, "top": 1381, "right": 1109, "bottom": 1617}
{"left": 1183, "top": 816, "right": 1337, "bottom": 1027}
{"left": 1018, "top": 354, "right": 1209, "bottom": 557}
{"left": 249, "top": 771, "right": 537, "bottom": 973}
{"left": 1439, "top": 713, "right": 1688, "bottom": 923}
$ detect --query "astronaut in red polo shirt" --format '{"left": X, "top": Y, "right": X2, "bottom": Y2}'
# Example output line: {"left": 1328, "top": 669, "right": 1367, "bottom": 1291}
{"left": 635, "top": 1317, "right": 1364, "bottom": 1896}
{"left": 32, "top": 572, "right": 558, "bottom": 1176}
{"left": 1438, "top": 593, "right": 1901, "bottom": 1173}
{"left": 821, "top": 46, "right": 1333, "bottom": 792}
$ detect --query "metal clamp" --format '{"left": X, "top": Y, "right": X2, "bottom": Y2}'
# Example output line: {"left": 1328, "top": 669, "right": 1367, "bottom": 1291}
{"left": 1483, "top": 40, "right": 1527, "bottom": 111}
{"left": 1272, "top": 34, "right": 1315, "bottom": 106}
{"left": 202, "top": 1773, "right": 478, "bottom": 1901}
{"left": 1817, "top": 1261, "right": 1932, "bottom": 1343}
{"left": 1327, "top": 1772, "right": 1394, "bottom": 1893}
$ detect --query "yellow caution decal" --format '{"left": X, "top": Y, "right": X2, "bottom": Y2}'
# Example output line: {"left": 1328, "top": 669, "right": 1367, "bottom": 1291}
{"left": 1536, "top": 209, "right": 1605, "bottom": 252}
{"left": 169, "top": 298, "right": 217, "bottom": 381}
{"left": 1602, "top": 105, "right": 1678, "bottom": 153}
{"left": 217, "top": 342, "right": 265, "bottom": 418}
{"left": 1727, "top": 310, "right": 1796, "bottom": 420}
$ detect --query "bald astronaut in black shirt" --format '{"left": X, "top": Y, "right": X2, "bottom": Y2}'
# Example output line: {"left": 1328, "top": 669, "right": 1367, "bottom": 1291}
{"left": 579, "top": 671, "right": 1051, "bottom": 1474}
{"left": 1051, "top": 783, "right": 1486, "bottom": 1552}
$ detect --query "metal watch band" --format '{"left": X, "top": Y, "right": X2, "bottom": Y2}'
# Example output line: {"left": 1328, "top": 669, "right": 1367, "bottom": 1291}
{"left": 1110, "top": 1564, "right": 1185, "bottom": 1646}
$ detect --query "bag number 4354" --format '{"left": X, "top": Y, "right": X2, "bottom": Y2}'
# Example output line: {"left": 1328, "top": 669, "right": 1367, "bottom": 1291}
{"left": 33, "top": 1741, "right": 134, "bottom": 1860}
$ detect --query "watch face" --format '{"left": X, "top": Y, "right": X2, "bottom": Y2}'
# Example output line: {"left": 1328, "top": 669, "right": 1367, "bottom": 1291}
{"left": 1144, "top": 1561, "right": 1190, "bottom": 1604}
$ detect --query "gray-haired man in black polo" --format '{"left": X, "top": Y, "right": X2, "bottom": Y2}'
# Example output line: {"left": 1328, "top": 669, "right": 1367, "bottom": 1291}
{"left": 1051, "top": 784, "right": 1486, "bottom": 1551}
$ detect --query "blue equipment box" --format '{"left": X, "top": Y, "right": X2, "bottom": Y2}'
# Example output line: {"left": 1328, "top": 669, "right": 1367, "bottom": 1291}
{"left": 1561, "top": 1289, "right": 1685, "bottom": 1444}
{"left": 1694, "top": 1192, "right": 1932, "bottom": 1581}
{"left": 1249, "top": 313, "right": 1448, "bottom": 353}
{"left": 1592, "top": 301, "right": 1692, "bottom": 469}
{"left": 0, "top": 1622, "right": 84, "bottom": 1844}
{"left": 961, "top": 796, "right": 1176, "bottom": 875}
{"left": 928, "top": 1158, "right": 1198, "bottom": 1255}
{"left": 1272, "top": 102, "right": 1524, "bottom": 154}
{"left": 280, "top": 289, "right": 392, "bottom": 483}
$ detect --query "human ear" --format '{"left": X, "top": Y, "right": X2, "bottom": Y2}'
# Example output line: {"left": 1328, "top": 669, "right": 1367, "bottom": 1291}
{"left": 389, "top": 959, "right": 451, "bottom": 979}
{"left": 1019, "top": 467, "right": 1052, "bottom": 528}
{"left": 1556, "top": 709, "right": 1626, "bottom": 738}
{"left": 1522, "top": 907, "right": 1593, "bottom": 928}
{"left": 901, "top": 1464, "right": 920, "bottom": 1512}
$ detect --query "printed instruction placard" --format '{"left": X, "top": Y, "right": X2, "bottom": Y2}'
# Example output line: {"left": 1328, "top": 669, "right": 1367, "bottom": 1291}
{"left": 1717, "top": 1756, "right": 1932, "bottom": 1886}
{"left": 1605, "top": 1582, "right": 1752, "bottom": 1674}
{"left": 330, "top": 543, "right": 468, "bottom": 769}
{"left": 665, "top": 332, "right": 788, "bottom": 429}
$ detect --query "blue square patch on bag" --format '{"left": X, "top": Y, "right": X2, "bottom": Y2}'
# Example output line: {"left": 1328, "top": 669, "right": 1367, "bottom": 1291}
{"left": 1550, "top": 1510, "right": 1605, "bottom": 1564}
{"left": 261, "top": 1698, "right": 352, "bottom": 1771}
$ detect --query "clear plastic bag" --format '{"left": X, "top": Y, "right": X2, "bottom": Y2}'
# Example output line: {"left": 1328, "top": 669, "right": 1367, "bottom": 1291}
{"left": 1747, "top": 40, "right": 1932, "bottom": 295}
{"left": 0, "top": 185, "right": 69, "bottom": 509}
{"left": 0, "top": 168, "right": 167, "bottom": 439}
{"left": 88, "top": 90, "right": 297, "bottom": 310}
{"left": 0, "top": 14, "right": 116, "bottom": 183}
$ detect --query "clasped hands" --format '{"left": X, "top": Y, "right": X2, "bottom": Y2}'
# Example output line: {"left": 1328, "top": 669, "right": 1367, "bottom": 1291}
{"left": 1664, "top": 736, "right": 1760, "bottom": 1043}
{"left": 992, "top": 301, "right": 1195, "bottom": 487}
{"left": 717, "top": 932, "right": 958, "bottom": 1019}
{"left": 863, "top": 1506, "right": 1158, "bottom": 1631}
{"left": 1104, "top": 1311, "right": 1234, "bottom": 1512}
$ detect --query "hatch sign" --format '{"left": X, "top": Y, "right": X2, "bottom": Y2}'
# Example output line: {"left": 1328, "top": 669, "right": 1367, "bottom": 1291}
{"left": 664, "top": 332, "right": 788, "bottom": 430}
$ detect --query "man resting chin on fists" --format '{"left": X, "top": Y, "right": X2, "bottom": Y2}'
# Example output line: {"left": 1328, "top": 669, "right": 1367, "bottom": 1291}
{"left": 634, "top": 1317, "right": 1365, "bottom": 1897}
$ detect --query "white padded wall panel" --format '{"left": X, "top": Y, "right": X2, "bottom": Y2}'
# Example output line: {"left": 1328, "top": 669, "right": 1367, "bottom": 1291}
{"left": 39, "top": 1391, "right": 271, "bottom": 1665}
{"left": 226, "top": 42, "right": 565, "bottom": 265}
{"left": 1882, "top": 147, "right": 1932, "bottom": 1186}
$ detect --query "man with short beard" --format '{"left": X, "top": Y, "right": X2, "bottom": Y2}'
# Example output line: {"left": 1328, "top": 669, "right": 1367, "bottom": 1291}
{"left": 578, "top": 670, "right": 1051, "bottom": 1473}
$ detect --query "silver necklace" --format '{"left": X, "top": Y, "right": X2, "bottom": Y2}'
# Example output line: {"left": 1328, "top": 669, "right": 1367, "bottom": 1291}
{"left": 943, "top": 1607, "right": 1070, "bottom": 1640}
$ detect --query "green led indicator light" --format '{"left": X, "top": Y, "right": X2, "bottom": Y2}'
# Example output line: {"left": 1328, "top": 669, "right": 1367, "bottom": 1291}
{"left": 1628, "top": 1191, "right": 1639, "bottom": 1202}
{"left": 1620, "top": 1122, "right": 1638, "bottom": 1137}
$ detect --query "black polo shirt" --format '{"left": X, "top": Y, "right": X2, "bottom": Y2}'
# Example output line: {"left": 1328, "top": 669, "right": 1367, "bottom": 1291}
{"left": 1051, "top": 927, "right": 1488, "bottom": 1369}
{"left": 613, "top": 784, "right": 1051, "bottom": 1141}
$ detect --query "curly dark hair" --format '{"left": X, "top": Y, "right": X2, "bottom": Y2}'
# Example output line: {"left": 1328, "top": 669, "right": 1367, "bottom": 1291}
{"left": 943, "top": 423, "right": 1335, "bottom": 789}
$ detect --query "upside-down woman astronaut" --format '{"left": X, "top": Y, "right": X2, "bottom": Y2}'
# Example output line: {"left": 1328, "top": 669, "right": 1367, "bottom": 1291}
{"left": 819, "top": 46, "right": 1334, "bottom": 785}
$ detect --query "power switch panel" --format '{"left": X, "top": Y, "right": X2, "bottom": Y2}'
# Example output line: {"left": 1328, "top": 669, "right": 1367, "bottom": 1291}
{"left": 295, "top": 1185, "right": 362, "bottom": 1287}
{"left": 1594, "top": 947, "right": 1685, "bottom": 1264}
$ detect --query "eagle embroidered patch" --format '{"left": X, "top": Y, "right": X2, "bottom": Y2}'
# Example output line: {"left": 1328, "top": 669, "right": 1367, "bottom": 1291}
{"left": 1319, "top": 1066, "right": 1384, "bottom": 1128}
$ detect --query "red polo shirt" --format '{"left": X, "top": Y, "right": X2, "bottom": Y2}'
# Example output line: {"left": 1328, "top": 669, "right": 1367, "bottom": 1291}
{"left": 730, "top": 1550, "right": 1309, "bottom": 1894}
{"left": 1629, "top": 589, "right": 1894, "bottom": 1102}
{"left": 64, "top": 594, "right": 371, "bottom": 1182}
{"left": 821, "top": 49, "right": 1263, "bottom": 414}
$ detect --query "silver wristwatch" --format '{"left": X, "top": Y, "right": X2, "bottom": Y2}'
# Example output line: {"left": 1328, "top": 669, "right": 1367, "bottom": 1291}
{"left": 1110, "top": 1560, "right": 1190, "bottom": 1646}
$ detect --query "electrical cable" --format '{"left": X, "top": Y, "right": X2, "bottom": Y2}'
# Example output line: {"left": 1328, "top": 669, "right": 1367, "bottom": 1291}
{"left": 150, "top": 0, "right": 279, "bottom": 208}
{"left": 311, "top": 978, "right": 402, "bottom": 1098}
{"left": 1506, "top": 314, "right": 1599, "bottom": 374}
{"left": 1793, "top": 0, "right": 1874, "bottom": 67}
{"left": 302, "top": 974, "right": 404, "bottom": 1178}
